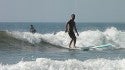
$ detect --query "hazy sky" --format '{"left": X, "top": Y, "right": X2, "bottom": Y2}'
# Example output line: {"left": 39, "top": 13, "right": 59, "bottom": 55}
{"left": 0, "top": 0, "right": 125, "bottom": 22}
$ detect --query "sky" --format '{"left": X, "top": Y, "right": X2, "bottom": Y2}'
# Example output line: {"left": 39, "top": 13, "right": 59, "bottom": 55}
{"left": 0, "top": 0, "right": 125, "bottom": 22}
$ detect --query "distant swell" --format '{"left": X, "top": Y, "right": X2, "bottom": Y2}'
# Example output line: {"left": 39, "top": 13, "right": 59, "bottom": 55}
{"left": 1, "top": 27, "right": 125, "bottom": 50}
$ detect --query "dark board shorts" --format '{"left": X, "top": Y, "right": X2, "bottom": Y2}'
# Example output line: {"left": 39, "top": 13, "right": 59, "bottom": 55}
{"left": 68, "top": 31, "right": 76, "bottom": 39}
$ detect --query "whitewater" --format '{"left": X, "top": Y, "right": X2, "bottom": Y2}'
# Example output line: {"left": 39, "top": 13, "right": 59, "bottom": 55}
{"left": 1, "top": 58, "right": 125, "bottom": 70}
{"left": 6, "top": 27, "right": 125, "bottom": 49}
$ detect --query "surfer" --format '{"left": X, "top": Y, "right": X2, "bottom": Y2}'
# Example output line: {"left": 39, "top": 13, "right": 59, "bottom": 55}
{"left": 65, "top": 14, "right": 79, "bottom": 48}
{"left": 30, "top": 25, "right": 36, "bottom": 34}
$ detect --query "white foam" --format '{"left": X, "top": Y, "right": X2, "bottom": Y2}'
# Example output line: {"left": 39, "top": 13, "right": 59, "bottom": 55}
{"left": 1, "top": 58, "right": 125, "bottom": 70}
{"left": 7, "top": 31, "right": 42, "bottom": 44}
{"left": 104, "top": 27, "right": 125, "bottom": 48}
{"left": 7, "top": 27, "right": 125, "bottom": 49}
{"left": 41, "top": 31, "right": 70, "bottom": 47}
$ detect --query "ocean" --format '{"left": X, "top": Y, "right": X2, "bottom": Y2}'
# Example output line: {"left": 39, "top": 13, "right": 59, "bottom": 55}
{"left": 0, "top": 22, "right": 125, "bottom": 70}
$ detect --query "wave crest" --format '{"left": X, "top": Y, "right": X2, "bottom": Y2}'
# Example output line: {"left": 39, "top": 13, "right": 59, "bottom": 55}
{"left": 5, "top": 27, "right": 125, "bottom": 49}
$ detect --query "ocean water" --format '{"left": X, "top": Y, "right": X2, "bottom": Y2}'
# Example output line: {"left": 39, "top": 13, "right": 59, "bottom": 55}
{"left": 0, "top": 22, "right": 125, "bottom": 70}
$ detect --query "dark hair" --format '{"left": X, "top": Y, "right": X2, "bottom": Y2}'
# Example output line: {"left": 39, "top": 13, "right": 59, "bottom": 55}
{"left": 71, "top": 14, "right": 75, "bottom": 18}
{"left": 31, "top": 25, "right": 33, "bottom": 27}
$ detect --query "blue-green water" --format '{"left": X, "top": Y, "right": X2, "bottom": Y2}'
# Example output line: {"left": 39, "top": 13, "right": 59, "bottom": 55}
{"left": 0, "top": 22, "right": 125, "bottom": 70}
{"left": 0, "top": 22, "right": 125, "bottom": 33}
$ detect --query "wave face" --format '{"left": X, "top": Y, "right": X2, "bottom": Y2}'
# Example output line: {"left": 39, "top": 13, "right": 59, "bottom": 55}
{"left": 2, "top": 27, "right": 124, "bottom": 50}
{"left": 0, "top": 58, "right": 125, "bottom": 70}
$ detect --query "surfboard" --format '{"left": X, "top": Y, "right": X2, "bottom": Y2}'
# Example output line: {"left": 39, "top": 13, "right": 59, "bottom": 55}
{"left": 69, "top": 47, "right": 81, "bottom": 50}
{"left": 91, "top": 43, "right": 113, "bottom": 49}
{"left": 67, "top": 47, "right": 90, "bottom": 51}
{"left": 68, "top": 43, "right": 113, "bottom": 51}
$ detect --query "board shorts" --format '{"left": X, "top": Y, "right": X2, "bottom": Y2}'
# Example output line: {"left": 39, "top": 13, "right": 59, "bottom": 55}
{"left": 68, "top": 31, "right": 76, "bottom": 39}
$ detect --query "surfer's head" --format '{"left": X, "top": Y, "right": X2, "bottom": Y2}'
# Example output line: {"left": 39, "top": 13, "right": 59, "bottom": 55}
{"left": 30, "top": 25, "right": 33, "bottom": 27}
{"left": 71, "top": 14, "right": 75, "bottom": 20}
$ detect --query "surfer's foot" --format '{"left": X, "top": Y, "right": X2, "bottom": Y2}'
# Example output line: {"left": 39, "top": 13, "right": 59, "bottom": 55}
{"left": 74, "top": 46, "right": 76, "bottom": 48}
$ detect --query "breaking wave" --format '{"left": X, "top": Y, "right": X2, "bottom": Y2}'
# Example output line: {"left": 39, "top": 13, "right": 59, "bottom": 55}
{"left": 1, "top": 27, "right": 125, "bottom": 50}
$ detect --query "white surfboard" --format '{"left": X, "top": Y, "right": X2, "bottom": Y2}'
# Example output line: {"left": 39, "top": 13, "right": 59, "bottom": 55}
{"left": 69, "top": 47, "right": 81, "bottom": 50}
{"left": 63, "top": 43, "right": 113, "bottom": 51}
{"left": 91, "top": 43, "right": 113, "bottom": 49}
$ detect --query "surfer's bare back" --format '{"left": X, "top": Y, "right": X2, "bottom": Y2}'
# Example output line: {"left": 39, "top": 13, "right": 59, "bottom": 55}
{"left": 65, "top": 14, "right": 79, "bottom": 48}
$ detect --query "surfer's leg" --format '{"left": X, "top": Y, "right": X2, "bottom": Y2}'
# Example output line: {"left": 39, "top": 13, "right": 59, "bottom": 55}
{"left": 68, "top": 31, "right": 75, "bottom": 48}
{"left": 74, "top": 39, "right": 76, "bottom": 48}
{"left": 70, "top": 32, "right": 76, "bottom": 48}
{"left": 69, "top": 39, "right": 73, "bottom": 48}
{"left": 73, "top": 37, "right": 76, "bottom": 48}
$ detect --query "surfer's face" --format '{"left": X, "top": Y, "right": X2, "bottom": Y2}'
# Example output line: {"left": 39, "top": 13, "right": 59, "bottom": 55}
{"left": 71, "top": 14, "right": 75, "bottom": 20}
